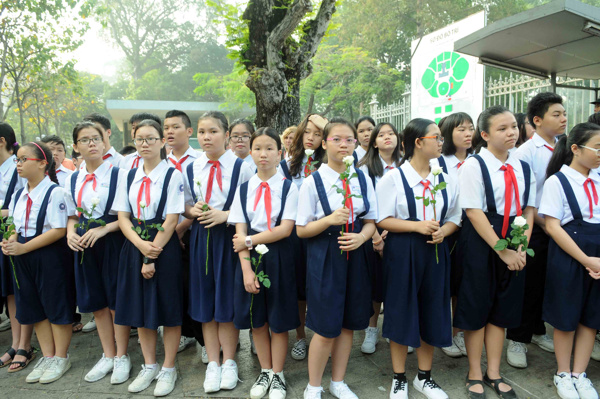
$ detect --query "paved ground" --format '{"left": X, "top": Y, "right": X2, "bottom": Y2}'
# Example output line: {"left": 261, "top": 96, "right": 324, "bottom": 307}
{"left": 0, "top": 313, "right": 599, "bottom": 398}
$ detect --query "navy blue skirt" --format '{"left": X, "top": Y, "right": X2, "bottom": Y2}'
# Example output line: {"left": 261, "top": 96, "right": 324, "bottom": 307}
{"left": 13, "top": 237, "right": 75, "bottom": 325}
{"left": 382, "top": 232, "right": 451, "bottom": 348}
{"left": 454, "top": 214, "right": 526, "bottom": 331}
{"left": 188, "top": 221, "right": 237, "bottom": 323}
{"left": 543, "top": 220, "right": 600, "bottom": 332}
{"left": 368, "top": 231, "right": 384, "bottom": 303}
{"left": 74, "top": 228, "right": 124, "bottom": 313}
{"left": 289, "top": 228, "right": 307, "bottom": 301}
{"left": 114, "top": 231, "right": 183, "bottom": 330}
{"left": 0, "top": 253, "right": 15, "bottom": 297}
{"left": 233, "top": 237, "right": 300, "bottom": 333}
{"left": 305, "top": 225, "right": 373, "bottom": 338}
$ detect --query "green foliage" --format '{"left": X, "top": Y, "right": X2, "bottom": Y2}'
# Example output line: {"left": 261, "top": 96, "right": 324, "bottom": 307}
{"left": 493, "top": 220, "right": 535, "bottom": 259}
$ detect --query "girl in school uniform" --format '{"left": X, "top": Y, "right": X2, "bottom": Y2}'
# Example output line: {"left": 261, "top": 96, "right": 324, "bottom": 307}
{"left": 355, "top": 116, "right": 376, "bottom": 163}
{"left": 296, "top": 117, "right": 377, "bottom": 399}
{"left": 113, "top": 119, "right": 185, "bottom": 397}
{"left": 377, "top": 118, "right": 461, "bottom": 399}
{"left": 539, "top": 123, "right": 600, "bottom": 399}
{"left": 0, "top": 122, "right": 36, "bottom": 374}
{"left": 229, "top": 127, "right": 300, "bottom": 399}
{"left": 65, "top": 121, "right": 128, "bottom": 384}
{"left": 357, "top": 122, "right": 402, "bottom": 355}
{"left": 183, "top": 111, "right": 253, "bottom": 394}
{"left": 279, "top": 113, "right": 328, "bottom": 361}
{"left": 2, "top": 141, "right": 74, "bottom": 384}
{"left": 454, "top": 105, "right": 536, "bottom": 399}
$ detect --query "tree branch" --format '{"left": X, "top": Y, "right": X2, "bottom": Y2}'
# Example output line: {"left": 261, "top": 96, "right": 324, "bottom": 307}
{"left": 266, "top": 0, "right": 312, "bottom": 70}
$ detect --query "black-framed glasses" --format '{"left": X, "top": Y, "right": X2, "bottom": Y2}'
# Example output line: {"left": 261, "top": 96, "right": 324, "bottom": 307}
{"left": 134, "top": 137, "right": 161, "bottom": 145}
{"left": 77, "top": 136, "right": 103, "bottom": 146}
{"left": 230, "top": 135, "right": 251, "bottom": 142}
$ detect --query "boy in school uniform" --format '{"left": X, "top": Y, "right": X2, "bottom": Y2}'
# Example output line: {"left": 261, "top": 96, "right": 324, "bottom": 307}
{"left": 506, "top": 92, "right": 567, "bottom": 368}
{"left": 41, "top": 135, "right": 73, "bottom": 188}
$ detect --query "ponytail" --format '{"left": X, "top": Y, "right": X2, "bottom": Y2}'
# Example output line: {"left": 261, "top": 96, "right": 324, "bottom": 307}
{"left": 399, "top": 118, "right": 436, "bottom": 165}
{"left": 546, "top": 122, "right": 600, "bottom": 179}
{"left": 24, "top": 142, "right": 58, "bottom": 184}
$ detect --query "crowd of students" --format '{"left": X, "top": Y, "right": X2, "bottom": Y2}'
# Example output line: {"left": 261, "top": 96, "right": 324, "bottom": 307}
{"left": 0, "top": 92, "right": 599, "bottom": 399}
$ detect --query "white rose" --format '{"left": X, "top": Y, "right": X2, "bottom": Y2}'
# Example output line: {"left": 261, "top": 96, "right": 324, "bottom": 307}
{"left": 194, "top": 177, "right": 202, "bottom": 186}
{"left": 305, "top": 149, "right": 314, "bottom": 157}
{"left": 0, "top": 200, "right": 3, "bottom": 209}
{"left": 91, "top": 197, "right": 100, "bottom": 207}
{"left": 432, "top": 166, "right": 444, "bottom": 176}
{"left": 513, "top": 216, "right": 527, "bottom": 228}
{"left": 255, "top": 244, "right": 269, "bottom": 255}
{"left": 139, "top": 200, "right": 147, "bottom": 208}
{"left": 343, "top": 155, "right": 355, "bottom": 166}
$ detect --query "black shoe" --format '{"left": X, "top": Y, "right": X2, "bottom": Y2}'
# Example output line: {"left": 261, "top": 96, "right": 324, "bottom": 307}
{"left": 465, "top": 374, "right": 486, "bottom": 399}
{"left": 483, "top": 373, "right": 517, "bottom": 399}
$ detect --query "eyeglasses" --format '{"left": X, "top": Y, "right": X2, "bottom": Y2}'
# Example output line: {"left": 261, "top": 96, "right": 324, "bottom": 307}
{"left": 230, "top": 135, "right": 251, "bottom": 142}
{"left": 326, "top": 137, "right": 357, "bottom": 145}
{"left": 77, "top": 136, "right": 103, "bottom": 146}
{"left": 420, "top": 136, "right": 444, "bottom": 144}
{"left": 580, "top": 145, "right": 600, "bottom": 156}
{"left": 134, "top": 137, "right": 161, "bottom": 145}
{"left": 14, "top": 157, "right": 44, "bottom": 164}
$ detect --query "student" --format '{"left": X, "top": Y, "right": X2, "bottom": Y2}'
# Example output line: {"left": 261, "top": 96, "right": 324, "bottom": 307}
{"left": 230, "top": 118, "right": 256, "bottom": 168}
{"left": 279, "top": 113, "right": 328, "bottom": 362}
{"left": 515, "top": 113, "right": 535, "bottom": 147}
{"left": 455, "top": 105, "right": 536, "bottom": 398}
{"left": 357, "top": 122, "right": 402, "bottom": 355}
{"left": 120, "top": 145, "right": 137, "bottom": 157}
{"left": 0, "top": 122, "right": 35, "bottom": 373}
{"left": 121, "top": 113, "right": 162, "bottom": 170}
{"left": 230, "top": 127, "right": 299, "bottom": 399}
{"left": 64, "top": 121, "right": 128, "bottom": 383}
{"left": 297, "top": 117, "right": 377, "bottom": 399}
{"left": 377, "top": 119, "right": 460, "bottom": 399}
{"left": 507, "top": 93, "right": 567, "bottom": 368}
{"left": 2, "top": 141, "right": 74, "bottom": 384}
{"left": 540, "top": 123, "right": 600, "bottom": 399}
{"left": 164, "top": 110, "right": 205, "bottom": 355}
{"left": 591, "top": 97, "right": 600, "bottom": 114}
{"left": 281, "top": 126, "right": 296, "bottom": 161}
{"left": 113, "top": 119, "right": 185, "bottom": 396}
{"left": 82, "top": 113, "right": 124, "bottom": 169}
{"left": 71, "top": 150, "right": 83, "bottom": 171}
{"left": 589, "top": 112, "right": 600, "bottom": 126}
{"left": 41, "top": 135, "right": 73, "bottom": 188}
{"left": 431, "top": 112, "right": 475, "bottom": 359}
{"left": 355, "top": 116, "right": 375, "bottom": 163}
{"left": 183, "top": 111, "right": 254, "bottom": 394}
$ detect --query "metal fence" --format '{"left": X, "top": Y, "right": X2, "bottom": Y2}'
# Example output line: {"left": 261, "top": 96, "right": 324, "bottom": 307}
{"left": 370, "top": 76, "right": 600, "bottom": 131}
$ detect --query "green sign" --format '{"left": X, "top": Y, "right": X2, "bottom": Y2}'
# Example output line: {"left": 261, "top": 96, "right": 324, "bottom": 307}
{"left": 421, "top": 51, "right": 469, "bottom": 99}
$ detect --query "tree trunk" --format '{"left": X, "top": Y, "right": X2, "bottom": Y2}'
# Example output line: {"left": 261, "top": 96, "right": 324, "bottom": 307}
{"left": 14, "top": 81, "right": 26, "bottom": 143}
{"left": 253, "top": 79, "right": 301, "bottom": 134}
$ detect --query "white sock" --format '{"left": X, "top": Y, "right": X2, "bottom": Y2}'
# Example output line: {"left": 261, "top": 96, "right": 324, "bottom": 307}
{"left": 330, "top": 380, "right": 345, "bottom": 389}
{"left": 307, "top": 383, "right": 322, "bottom": 391}
{"left": 145, "top": 363, "right": 157, "bottom": 370}
{"left": 161, "top": 366, "right": 175, "bottom": 372}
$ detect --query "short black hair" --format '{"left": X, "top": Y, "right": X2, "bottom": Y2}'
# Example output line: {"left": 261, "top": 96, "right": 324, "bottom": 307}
{"left": 527, "top": 92, "right": 563, "bottom": 127}
{"left": 130, "top": 112, "right": 161, "bottom": 125}
{"left": 165, "top": 110, "right": 191, "bottom": 129}
{"left": 588, "top": 112, "right": 600, "bottom": 125}
{"left": 119, "top": 145, "right": 137, "bottom": 156}
{"left": 40, "top": 135, "right": 66, "bottom": 150}
{"left": 83, "top": 113, "right": 111, "bottom": 131}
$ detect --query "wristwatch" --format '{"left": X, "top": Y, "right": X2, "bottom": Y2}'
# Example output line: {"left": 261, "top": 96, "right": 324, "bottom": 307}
{"left": 143, "top": 256, "right": 152, "bottom": 265}
{"left": 245, "top": 236, "right": 253, "bottom": 250}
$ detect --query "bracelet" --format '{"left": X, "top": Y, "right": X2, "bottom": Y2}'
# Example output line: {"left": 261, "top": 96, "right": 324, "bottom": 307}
{"left": 360, "top": 233, "right": 366, "bottom": 243}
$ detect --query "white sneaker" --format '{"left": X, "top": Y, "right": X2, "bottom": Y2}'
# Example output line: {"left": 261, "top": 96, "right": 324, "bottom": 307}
{"left": 270, "top": 371, "right": 287, "bottom": 399}
{"left": 554, "top": 372, "right": 579, "bottom": 399}
{"left": 201, "top": 345, "right": 208, "bottom": 364}
{"left": 82, "top": 316, "right": 97, "bottom": 333}
{"left": 304, "top": 385, "right": 324, "bottom": 399}
{"left": 250, "top": 330, "right": 257, "bottom": 355}
{"left": 292, "top": 338, "right": 308, "bottom": 360}
{"left": 441, "top": 341, "right": 462, "bottom": 358}
{"left": 204, "top": 361, "right": 221, "bottom": 393}
{"left": 39, "top": 356, "right": 72, "bottom": 384}
{"left": 220, "top": 359, "right": 239, "bottom": 390}
{"left": 454, "top": 332, "right": 467, "bottom": 356}
{"left": 84, "top": 354, "right": 114, "bottom": 382}
{"left": 531, "top": 333, "right": 555, "bottom": 353}
{"left": 130, "top": 328, "right": 138, "bottom": 336}
{"left": 361, "top": 327, "right": 379, "bottom": 354}
{"left": 128, "top": 365, "right": 160, "bottom": 393}
{"left": 250, "top": 369, "right": 272, "bottom": 399}
{"left": 330, "top": 381, "right": 358, "bottom": 399}
{"left": 506, "top": 340, "right": 528, "bottom": 368}
{"left": 178, "top": 336, "right": 195, "bottom": 353}
{"left": 154, "top": 368, "right": 178, "bottom": 397}
{"left": 0, "top": 317, "right": 11, "bottom": 332}
{"left": 111, "top": 354, "right": 132, "bottom": 384}
{"left": 390, "top": 377, "right": 408, "bottom": 398}
{"left": 574, "top": 373, "right": 599, "bottom": 399}
{"left": 26, "top": 357, "right": 51, "bottom": 383}
{"left": 408, "top": 346, "right": 414, "bottom": 354}
{"left": 412, "top": 375, "right": 448, "bottom": 399}
{"left": 592, "top": 335, "right": 600, "bottom": 362}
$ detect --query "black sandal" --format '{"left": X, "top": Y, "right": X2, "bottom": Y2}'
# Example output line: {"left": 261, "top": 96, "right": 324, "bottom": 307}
{"left": 466, "top": 375, "right": 487, "bottom": 398}
{"left": 0, "top": 347, "right": 16, "bottom": 368}
{"left": 483, "top": 373, "right": 517, "bottom": 399}
{"left": 7, "top": 347, "right": 36, "bottom": 373}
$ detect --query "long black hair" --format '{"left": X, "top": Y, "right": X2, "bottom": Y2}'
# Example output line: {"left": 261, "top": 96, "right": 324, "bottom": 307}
{"left": 23, "top": 142, "right": 58, "bottom": 184}
{"left": 546, "top": 122, "right": 600, "bottom": 179}
{"left": 440, "top": 112, "right": 474, "bottom": 156}
{"left": 133, "top": 119, "right": 167, "bottom": 160}
{"left": 399, "top": 118, "right": 436, "bottom": 165}
{"left": 288, "top": 114, "right": 326, "bottom": 177}
{"left": 472, "top": 105, "right": 512, "bottom": 152}
{"left": 515, "top": 113, "right": 529, "bottom": 147}
{"left": 0, "top": 122, "right": 19, "bottom": 154}
{"left": 358, "top": 122, "right": 402, "bottom": 178}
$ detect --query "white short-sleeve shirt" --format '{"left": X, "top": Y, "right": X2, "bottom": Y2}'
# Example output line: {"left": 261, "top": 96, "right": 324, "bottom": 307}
{"left": 167, "top": 146, "right": 201, "bottom": 171}
{"left": 121, "top": 151, "right": 144, "bottom": 170}
{"left": 377, "top": 162, "right": 461, "bottom": 226}
{"left": 0, "top": 155, "right": 25, "bottom": 205}
{"left": 183, "top": 150, "right": 254, "bottom": 210}
{"left": 277, "top": 154, "right": 314, "bottom": 189}
{"left": 539, "top": 165, "right": 600, "bottom": 225}
{"left": 114, "top": 160, "right": 184, "bottom": 219}
{"left": 64, "top": 161, "right": 126, "bottom": 218}
{"left": 10, "top": 177, "right": 68, "bottom": 237}
{"left": 430, "top": 154, "right": 470, "bottom": 183}
{"left": 296, "top": 164, "right": 378, "bottom": 226}
{"left": 228, "top": 173, "right": 298, "bottom": 232}
{"left": 55, "top": 164, "right": 74, "bottom": 188}
{"left": 79, "top": 146, "right": 124, "bottom": 171}
{"left": 514, "top": 133, "right": 557, "bottom": 207}
{"left": 358, "top": 155, "right": 398, "bottom": 186}
{"left": 459, "top": 147, "right": 537, "bottom": 215}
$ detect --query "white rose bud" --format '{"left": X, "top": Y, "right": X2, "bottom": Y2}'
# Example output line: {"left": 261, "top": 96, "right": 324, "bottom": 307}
{"left": 139, "top": 200, "right": 147, "bottom": 208}
{"left": 194, "top": 177, "right": 202, "bottom": 186}
{"left": 343, "top": 155, "right": 355, "bottom": 166}
{"left": 432, "top": 166, "right": 444, "bottom": 176}
{"left": 513, "top": 216, "right": 527, "bottom": 228}
{"left": 305, "top": 149, "right": 314, "bottom": 157}
{"left": 255, "top": 244, "right": 269, "bottom": 255}
{"left": 0, "top": 200, "right": 3, "bottom": 209}
{"left": 91, "top": 197, "right": 100, "bottom": 207}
